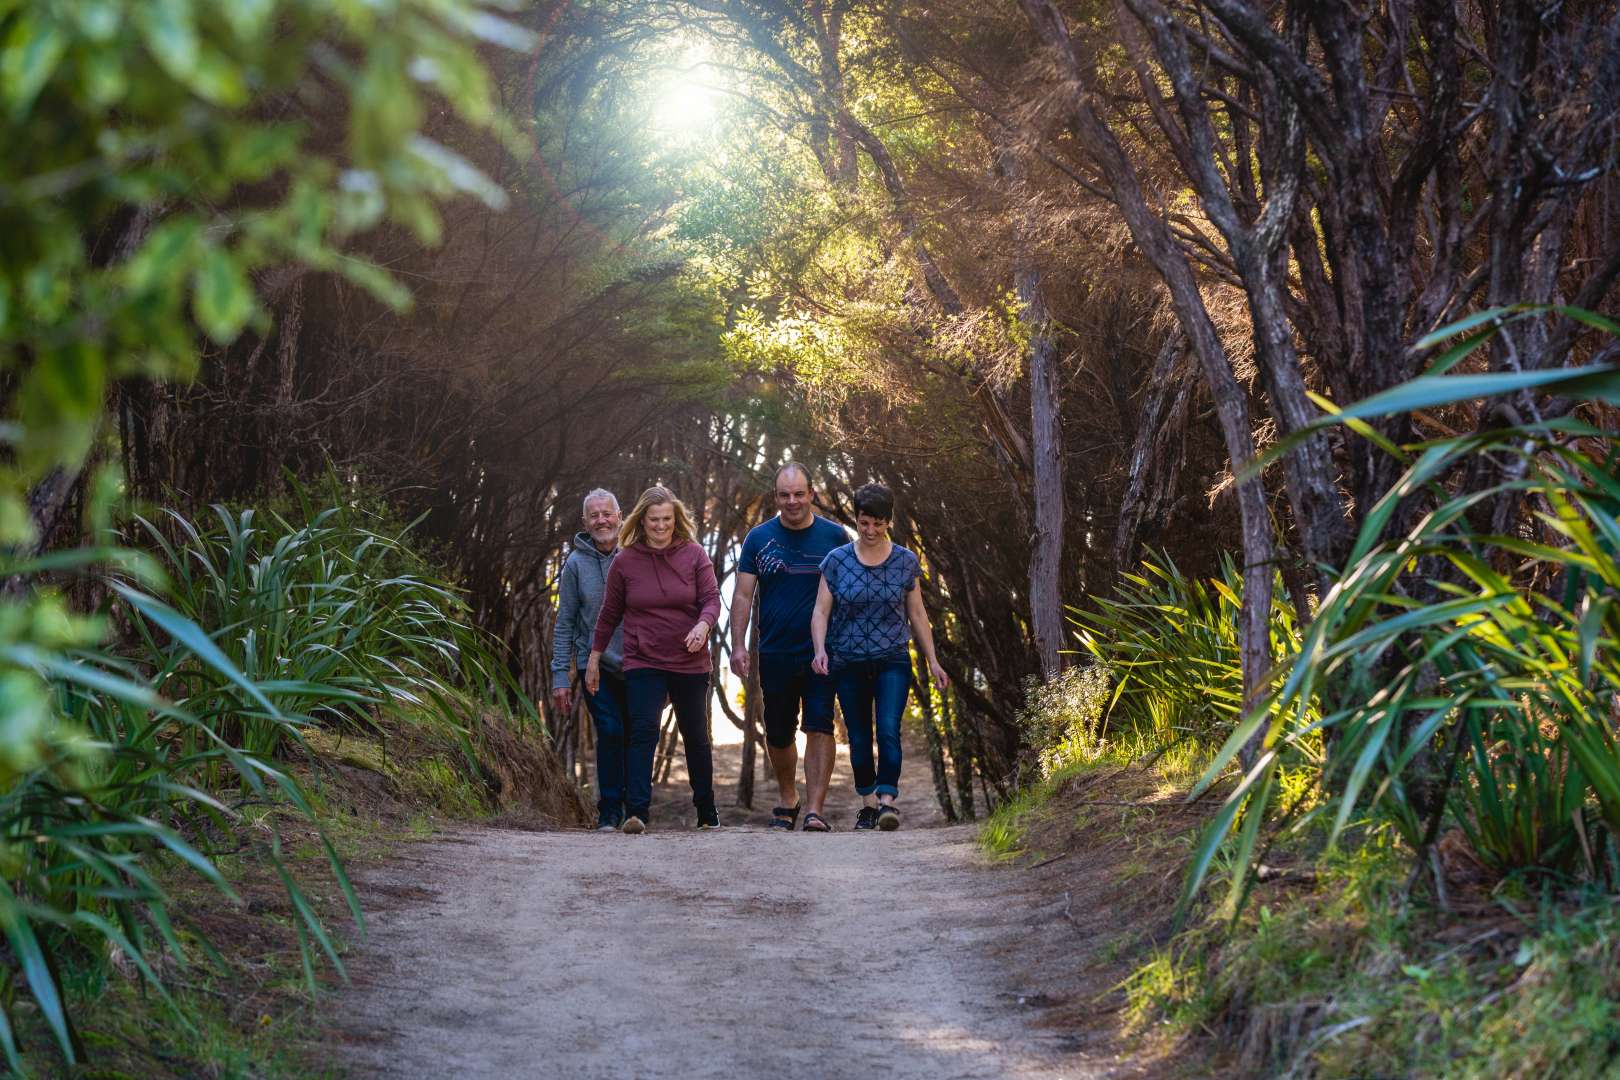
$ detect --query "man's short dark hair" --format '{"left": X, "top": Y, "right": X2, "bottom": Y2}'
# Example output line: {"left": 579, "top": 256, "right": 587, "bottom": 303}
{"left": 775, "top": 461, "right": 812, "bottom": 488}
{"left": 852, "top": 482, "right": 894, "bottom": 521}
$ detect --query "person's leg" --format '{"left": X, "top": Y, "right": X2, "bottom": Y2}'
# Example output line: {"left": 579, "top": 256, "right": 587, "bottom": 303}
{"left": 758, "top": 653, "right": 801, "bottom": 811}
{"left": 622, "top": 669, "right": 666, "bottom": 824}
{"left": 800, "top": 660, "right": 838, "bottom": 818}
{"left": 871, "top": 658, "right": 912, "bottom": 805}
{"left": 834, "top": 661, "right": 878, "bottom": 800}
{"left": 584, "top": 673, "right": 629, "bottom": 827}
{"left": 666, "top": 671, "right": 715, "bottom": 817}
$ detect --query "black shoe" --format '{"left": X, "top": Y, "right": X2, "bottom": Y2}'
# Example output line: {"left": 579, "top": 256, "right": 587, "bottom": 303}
{"left": 876, "top": 805, "right": 900, "bottom": 831}
{"left": 696, "top": 807, "right": 721, "bottom": 830}
{"left": 596, "top": 806, "right": 622, "bottom": 832}
{"left": 855, "top": 807, "right": 879, "bottom": 831}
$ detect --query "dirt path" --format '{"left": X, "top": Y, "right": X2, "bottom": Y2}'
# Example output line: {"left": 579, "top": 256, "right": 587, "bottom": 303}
{"left": 329, "top": 732, "right": 1124, "bottom": 1078}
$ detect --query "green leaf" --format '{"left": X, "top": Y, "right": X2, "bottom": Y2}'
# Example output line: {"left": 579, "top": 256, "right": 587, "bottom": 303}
{"left": 137, "top": 0, "right": 199, "bottom": 82}
{"left": 222, "top": 0, "right": 274, "bottom": 40}
{"left": 0, "top": 885, "right": 80, "bottom": 1064}
{"left": 110, "top": 582, "right": 281, "bottom": 719}
{"left": 1335, "top": 364, "right": 1620, "bottom": 423}
{"left": 192, "top": 244, "right": 255, "bottom": 343}
{"left": 333, "top": 255, "right": 413, "bottom": 311}
{"left": 187, "top": 46, "right": 248, "bottom": 106}
{"left": 1, "top": 15, "right": 68, "bottom": 119}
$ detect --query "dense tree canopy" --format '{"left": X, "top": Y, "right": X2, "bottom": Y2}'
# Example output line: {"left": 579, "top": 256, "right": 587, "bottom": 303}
{"left": 9, "top": 0, "right": 1620, "bottom": 810}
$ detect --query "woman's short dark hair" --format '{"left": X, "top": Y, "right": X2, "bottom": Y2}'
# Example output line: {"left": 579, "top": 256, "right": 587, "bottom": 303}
{"left": 852, "top": 482, "right": 894, "bottom": 521}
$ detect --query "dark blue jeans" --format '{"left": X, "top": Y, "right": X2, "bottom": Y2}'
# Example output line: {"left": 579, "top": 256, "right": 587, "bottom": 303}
{"left": 584, "top": 671, "right": 629, "bottom": 821}
{"left": 624, "top": 668, "right": 714, "bottom": 822}
{"left": 832, "top": 654, "right": 911, "bottom": 798}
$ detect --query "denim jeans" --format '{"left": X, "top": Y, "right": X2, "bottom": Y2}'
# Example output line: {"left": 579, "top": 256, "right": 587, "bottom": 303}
{"left": 832, "top": 654, "right": 911, "bottom": 798}
{"left": 584, "top": 671, "right": 629, "bottom": 821}
{"left": 624, "top": 668, "right": 714, "bottom": 821}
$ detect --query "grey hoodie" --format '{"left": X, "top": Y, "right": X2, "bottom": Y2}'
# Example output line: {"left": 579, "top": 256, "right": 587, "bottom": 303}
{"left": 551, "top": 531, "right": 624, "bottom": 690}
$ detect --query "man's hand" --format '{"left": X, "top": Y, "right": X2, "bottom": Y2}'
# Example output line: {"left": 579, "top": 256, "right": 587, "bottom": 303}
{"left": 551, "top": 686, "right": 572, "bottom": 714}
{"left": 730, "top": 648, "right": 750, "bottom": 679}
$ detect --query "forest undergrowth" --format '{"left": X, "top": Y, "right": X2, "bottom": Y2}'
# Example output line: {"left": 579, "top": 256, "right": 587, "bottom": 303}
{"left": 990, "top": 318, "right": 1620, "bottom": 1077}
{"left": 3, "top": 492, "right": 586, "bottom": 1077}
{"left": 994, "top": 623, "right": 1620, "bottom": 1078}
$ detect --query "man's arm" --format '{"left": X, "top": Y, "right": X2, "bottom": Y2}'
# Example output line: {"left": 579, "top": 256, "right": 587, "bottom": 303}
{"left": 728, "top": 571, "right": 758, "bottom": 678}
{"left": 550, "top": 559, "right": 579, "bottom": 711}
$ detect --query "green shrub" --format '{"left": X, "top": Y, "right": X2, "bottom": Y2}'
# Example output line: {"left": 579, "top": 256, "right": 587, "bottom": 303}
{"left": 1185, "top": 304, "right": 1620, "bottom": 913}
{"left": 0, "top": 496, "right": 534, "bottom": 1071}
{"left": 1018, "top": 664, "right": 1112, "bottom": 777}
{"left": 124, "top": 497, "right": 533, "bottom": 761}
{"left": 2, "top": 3, "right": 529, "bottom": 1067}
{"left": 1070, "top": 554, "right": 1306, "bottom": 750}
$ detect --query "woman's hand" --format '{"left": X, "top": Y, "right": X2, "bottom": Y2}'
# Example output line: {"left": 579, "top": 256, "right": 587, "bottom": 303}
{"left": 584, "top": 653, "right": 601, "bottom": 695}
{"left": 812, "top": 650, "right": 830, "bottom": 676}
{"left": 927, "top": 656, "right": 949, "bottom": 688}
{"left": 684, "top": 619, "right": 711, "bottom": 654}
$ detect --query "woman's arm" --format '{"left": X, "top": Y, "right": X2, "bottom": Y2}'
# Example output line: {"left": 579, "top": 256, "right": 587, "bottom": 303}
{"left": 810, "top": 578, "right": 833, "bottom": 675}
{"left": 905, "top": 585, "right": 949, "bottom": 688}
{"left": 684, "top": 547, "right": 722, "bottom": 653}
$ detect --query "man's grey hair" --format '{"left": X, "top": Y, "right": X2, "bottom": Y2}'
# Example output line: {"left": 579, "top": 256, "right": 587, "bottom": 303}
{"left": 582, "top": 488, "right": 620, "bottom": 515}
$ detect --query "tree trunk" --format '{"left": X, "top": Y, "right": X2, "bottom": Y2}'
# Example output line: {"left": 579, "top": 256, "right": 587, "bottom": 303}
{"left": 915, "top": 649, "right": 959, "bottom": 822}
{"left": 1020, "top": 0, "right": 1276, "bottom": 762}
{"left": 1001, "top": 145, "right": 1067, "bottom": 679}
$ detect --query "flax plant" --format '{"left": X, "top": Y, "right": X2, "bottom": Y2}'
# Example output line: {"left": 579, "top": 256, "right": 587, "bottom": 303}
{"left": 1183, "top": 306, "right": 1620, "bottom": 919}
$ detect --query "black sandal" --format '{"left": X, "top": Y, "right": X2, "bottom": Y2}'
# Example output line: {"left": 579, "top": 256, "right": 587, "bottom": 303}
{"left": 802, "top": 812, "right": 832, "bottom": 832}
{"left": 769, "top": 804, "right": 801, "bottom": 830}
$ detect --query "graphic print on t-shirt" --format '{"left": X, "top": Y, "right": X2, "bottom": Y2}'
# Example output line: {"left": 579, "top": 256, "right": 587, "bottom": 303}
{"left": 738, "top": 515, "right": 848, "bottom": 656}
{"left": 753, "top": 538, "right": 825, "bottom": 576}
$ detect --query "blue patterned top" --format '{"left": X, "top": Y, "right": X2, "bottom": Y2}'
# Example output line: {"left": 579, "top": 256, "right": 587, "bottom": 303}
{"left": 819, "top": 543, "right": 920, "bottom": 663}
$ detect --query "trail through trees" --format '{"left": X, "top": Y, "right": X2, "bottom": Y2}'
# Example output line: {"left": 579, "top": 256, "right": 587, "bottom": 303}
{"left": 327, "top": 743, "right": 1122, "bottom": 1079}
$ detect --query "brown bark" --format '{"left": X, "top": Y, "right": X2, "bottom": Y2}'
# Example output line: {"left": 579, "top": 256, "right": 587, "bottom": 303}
{"left": 1019, "top": 0, "right": 1276, "bottom": 753}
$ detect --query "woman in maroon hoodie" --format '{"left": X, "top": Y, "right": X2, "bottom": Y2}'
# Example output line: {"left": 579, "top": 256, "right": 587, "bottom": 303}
{"left": 586, "top": 486, "right": 722, "bottom": 833}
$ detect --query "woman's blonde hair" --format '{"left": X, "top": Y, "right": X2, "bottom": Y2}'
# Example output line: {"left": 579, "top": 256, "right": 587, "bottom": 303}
{"left": 619, "top": 485, "right": 697, "bottom": 548}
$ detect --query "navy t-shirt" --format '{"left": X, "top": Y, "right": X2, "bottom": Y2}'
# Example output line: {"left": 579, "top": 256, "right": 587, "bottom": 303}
{"left": 738, "top": 515, "right": 848, "bottom": 656}
{"left": 819, "top": 543, "right": 921, "bottom": 663}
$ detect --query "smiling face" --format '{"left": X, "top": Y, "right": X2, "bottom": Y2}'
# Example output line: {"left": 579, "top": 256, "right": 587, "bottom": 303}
{"left": 643, "top": 502, "right": 676, "bottom": 547}
{"left": 775, "top": 468, "right": 812, "bottom": 528}
{"left": 583, "top": 496, "right": 622, "bottom": 551}
{"left": 855, "top": 512, "right": 890, "bottom": 545}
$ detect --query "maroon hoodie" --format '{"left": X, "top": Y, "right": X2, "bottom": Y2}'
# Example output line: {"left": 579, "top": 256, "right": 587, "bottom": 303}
{"left": 591, "top": 540, "right": 721, "bottom": 674}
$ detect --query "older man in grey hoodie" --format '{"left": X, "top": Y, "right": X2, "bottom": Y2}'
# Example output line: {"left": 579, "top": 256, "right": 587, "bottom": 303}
{"left": 551, "top": 488, "right": 628, "bottom": 830}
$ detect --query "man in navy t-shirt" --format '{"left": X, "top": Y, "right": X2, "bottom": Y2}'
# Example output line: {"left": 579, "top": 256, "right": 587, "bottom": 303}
{"left": 729, "top": 462, "right": 849, "bottom": 832}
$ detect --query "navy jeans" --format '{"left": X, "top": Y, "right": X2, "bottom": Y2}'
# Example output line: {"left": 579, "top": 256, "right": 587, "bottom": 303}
{"left": 584, "top": 671, "right": 629, "bottom": 822}
{"left": 832, "top": 655, "right": 911, "bottom": 798}
{"left": 624, "top": 668, "right": 714, "bottom": 822}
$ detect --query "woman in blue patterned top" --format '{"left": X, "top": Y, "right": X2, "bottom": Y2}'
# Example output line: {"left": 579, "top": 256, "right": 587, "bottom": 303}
{"left": 810, "top": 483, "right": 948, "bottom": 831}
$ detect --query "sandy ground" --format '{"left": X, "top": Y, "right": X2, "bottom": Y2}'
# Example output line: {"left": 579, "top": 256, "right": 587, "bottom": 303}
{"left": 329, "top": 727, "right": 1123, "bottom": 1079}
